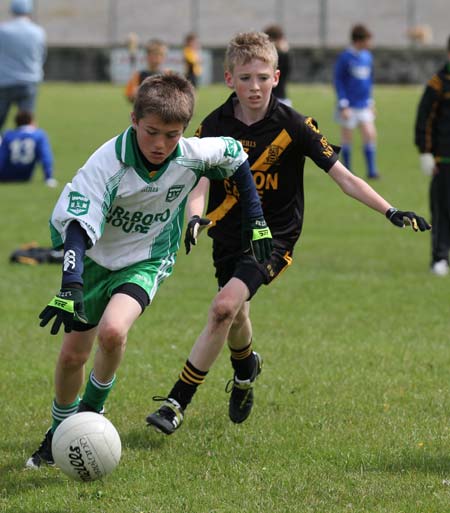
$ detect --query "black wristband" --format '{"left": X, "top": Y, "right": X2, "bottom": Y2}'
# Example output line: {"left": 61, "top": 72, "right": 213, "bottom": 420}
{"left": 385, "top": 207, "right": 397, "bottom": 220}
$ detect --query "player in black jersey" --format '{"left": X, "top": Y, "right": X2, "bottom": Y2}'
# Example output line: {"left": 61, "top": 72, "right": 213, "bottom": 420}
{"left": 415, "top": 35, "right": 450, "bottom": 276}
{"left": 146, "top": 31, "right": 430, "bottom": 435}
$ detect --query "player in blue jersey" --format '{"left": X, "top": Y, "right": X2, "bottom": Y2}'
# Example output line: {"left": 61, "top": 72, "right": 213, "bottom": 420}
{"left": 0, "top": 110, "right": 56, "bottom": 186}
{"left": 334, "top": 24, "right": 378, "bottom": 179}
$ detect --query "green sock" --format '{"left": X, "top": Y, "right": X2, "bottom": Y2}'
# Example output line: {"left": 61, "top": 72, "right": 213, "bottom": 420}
{"left": 81, "top": 370, "right": 116, "bottom": 412}
{"left": 51, "top": 397, "right": 80, "bottom": 433}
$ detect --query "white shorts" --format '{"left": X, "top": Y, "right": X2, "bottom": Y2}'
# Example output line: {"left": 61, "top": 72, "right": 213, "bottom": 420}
{"left": 335, "top": 107, "right": 375, "bottom": 129}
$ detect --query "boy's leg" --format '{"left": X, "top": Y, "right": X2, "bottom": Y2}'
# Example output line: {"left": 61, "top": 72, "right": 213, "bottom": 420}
{"left": 26, "top": 328, "right": 97, "bottom": 469}
{"left": 430, "top": 166, "right": 450, "bottom": 274}
{"left": 80, "top": 292, "right": 142, "bottom": 413}
{"left": 340, "top": 126, "right": 353, "bottom": 171}
{"left": 361, "top": 119, "right": 378, "bottom": 178}
{"left": 146, "top": 278, "right": 250, "bottom": 434}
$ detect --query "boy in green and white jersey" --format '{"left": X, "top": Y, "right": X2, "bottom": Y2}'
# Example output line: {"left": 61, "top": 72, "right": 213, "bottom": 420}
{"left": 26, "top": 73, "right": 272, "bottom": 469}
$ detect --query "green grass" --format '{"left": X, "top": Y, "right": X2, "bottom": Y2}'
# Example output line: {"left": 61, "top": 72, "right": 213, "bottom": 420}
{"left": 1, "top": 82, "right": 450, "bottom": 513}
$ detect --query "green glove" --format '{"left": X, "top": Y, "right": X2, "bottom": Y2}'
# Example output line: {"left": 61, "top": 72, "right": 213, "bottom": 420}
{"left": 244, "top": 217, "right": 273, "bottom": 263}
{"left": 39, "top": 287, "right": 88, "bottom": 335}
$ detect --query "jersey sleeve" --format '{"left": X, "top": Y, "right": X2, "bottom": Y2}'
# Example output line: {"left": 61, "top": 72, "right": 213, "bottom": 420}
{"left": 49, "top": 141, "right": 123, "bottom": 249}
{"left": 0, "top": 132, "right": 9, "bottom": 170}
{"left": 301, "top": 117, "right": 339, "bottom": 171}
{"left": 334, "top": 52, "right": 350, "bottom": 108}
{"left": 414, "top": 72, "right": 442, "bottom": 153}
{"left": 196, "top": 136, "right": 248, "bottom": 180}
{"left": 36, "top": 130, "right": 54, "bottom": 180}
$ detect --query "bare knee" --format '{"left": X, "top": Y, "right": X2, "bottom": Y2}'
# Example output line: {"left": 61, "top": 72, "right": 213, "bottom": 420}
{"left": 210, "top": 296, "right": 239, "bottom": 328}
{"left": 58, "top": 346, "right": 90, "bottom": 370}
{"left": 97, "top": 322, "right": 128, "bottom": 353}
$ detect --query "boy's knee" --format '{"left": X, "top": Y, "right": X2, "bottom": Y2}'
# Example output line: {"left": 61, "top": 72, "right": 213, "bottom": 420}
{"left": 97, "top": 322, "right": 128, "bottom": 352}
{"left": 210, "top": 296, "right": 240, "bottom": 326}
{"left": 59, "top": 347, "right": 90, "bottom": 369}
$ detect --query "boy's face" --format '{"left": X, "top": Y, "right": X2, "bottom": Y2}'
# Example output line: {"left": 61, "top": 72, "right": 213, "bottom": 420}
{"left": 131, "top": 112, "right": 184, "bottom": 165}
{"left": 225, "top": 59, "right": 279, "bottom": 112}
{"left": 147, "top": 49, "right": 166, "bottom": 70}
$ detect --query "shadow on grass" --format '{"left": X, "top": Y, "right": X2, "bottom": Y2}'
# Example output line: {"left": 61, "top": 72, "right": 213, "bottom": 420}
{"left": 0, "top": 462, "right": 63, "bottom": 497}
{"left": 382, "top": 451, "right": 450, "bottom": 474}
{"left": 344, "top": 449, "right": 450, "bottom": 475}
{"left": 121, "top": 427, "right": 167, "bottom": 450}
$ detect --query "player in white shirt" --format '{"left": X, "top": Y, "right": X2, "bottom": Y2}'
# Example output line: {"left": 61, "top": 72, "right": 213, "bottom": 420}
{"left": 26, "top": 73, "right": 272, "bottom": 469}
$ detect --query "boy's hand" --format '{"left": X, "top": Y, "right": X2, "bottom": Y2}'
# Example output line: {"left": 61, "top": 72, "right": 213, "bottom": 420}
{"left": 385, "top": 208, "right": 431, "bottom": 232}
{"left": 419, "top": 153, "right": 435, "bottom": 176}
{"left": 39, "top": 287, "right": 87, "bottom": 335}
{"left": 244, "top": 217, "right": 273, "bottom": 263}
{"left": 184, "top": 215, "right": 211, "bottom": 254}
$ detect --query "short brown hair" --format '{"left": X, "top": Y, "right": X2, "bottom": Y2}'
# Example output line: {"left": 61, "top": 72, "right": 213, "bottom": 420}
{"left": 351, "top": 24, "right": 372, "bottom": 43}
{"left": 264, "top": 24, "right": 285, "bottom": 42}
{"left": 447, "top": 35, "right": 450, "bottom": 52}
{"left": 225, "top": 31, "right": 278, "bottom": 73}
{"left": 133, "top": 73, "right": 195, "bottom": 127}
{"left": 15, "top": 111, "right": 33, "bottom": 126}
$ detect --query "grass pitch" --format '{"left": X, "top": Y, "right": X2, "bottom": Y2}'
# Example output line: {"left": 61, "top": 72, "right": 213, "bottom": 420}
{"left": 1, "top": 82, "right": 449, "bottom": 513}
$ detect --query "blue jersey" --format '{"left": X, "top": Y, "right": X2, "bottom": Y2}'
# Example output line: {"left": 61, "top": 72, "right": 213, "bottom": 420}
{"left": 334, "top": 46, "right": 373, "bottom": 109}
{"left": 0, "top": 124, "right": 53, "bottom": 182}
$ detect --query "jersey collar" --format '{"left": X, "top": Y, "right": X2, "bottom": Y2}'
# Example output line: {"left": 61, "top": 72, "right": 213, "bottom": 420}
{"left": 223, "top": 93, "right": 278, "bottom": 122}
{"left": 115, "top": 126, "right": 182, "bottom": 182}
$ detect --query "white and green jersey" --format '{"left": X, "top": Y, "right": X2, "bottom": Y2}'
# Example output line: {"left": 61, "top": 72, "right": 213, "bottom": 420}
{"left": 50, "top": 127, "right": 247, "bottom": 270}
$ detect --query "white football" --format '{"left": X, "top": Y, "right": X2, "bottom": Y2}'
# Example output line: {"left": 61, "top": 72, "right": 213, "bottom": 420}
{"left": 52, "top": 412, "right": 121, "bottom": 482}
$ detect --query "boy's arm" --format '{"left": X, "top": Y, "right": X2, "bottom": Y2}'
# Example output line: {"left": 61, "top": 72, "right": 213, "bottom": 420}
{"left": 184, "top": 177, "right": 211, "bottom": 254}
{"left": 39, "top": 221, "right": 89, "bottom": 335}
{"left": 414, "top": 73, "right": 442, "bottom": 176}
{"left": 231, "top": 160, "right": 272, "bottom": 262}
{"left": 414, "top": 74, "right": 441, "bottom": 153}
{"left": 37, "top": 131, "right": 57, "bottom": 186}
{"left": 0, "top": 135, "right": 8, "bottom": 170}
{"left": 328, "top": 160, "right": 430, "bottom": 231}
{"left": 334, "top": 54, "right": 350, "bottom": 109}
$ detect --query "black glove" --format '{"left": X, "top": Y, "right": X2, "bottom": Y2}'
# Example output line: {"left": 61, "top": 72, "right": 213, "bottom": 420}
{"left": 385, "top": 208, "right": 431, "bottom": 232}
{"left": 39, "top": 287, "right": 88, "bottom": 335}
{"left": 184, "top": 215, "right": 211, "bottom": 254}
{"left": 243, "top": 217, "right": 273, "bottom": 263}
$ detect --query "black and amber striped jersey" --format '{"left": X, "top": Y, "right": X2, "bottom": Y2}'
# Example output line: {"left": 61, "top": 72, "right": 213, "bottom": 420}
{"left": 195, "top": 93, "right": 339, "bottom": 249}
{"left": 415, "top": 62, "right": 450, "bottom": 160}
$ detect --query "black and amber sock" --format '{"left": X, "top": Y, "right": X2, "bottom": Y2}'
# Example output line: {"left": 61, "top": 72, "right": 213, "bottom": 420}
{"left": 168, "top": 360, "right": 208, "bottom": 410}
{"left": 229, "top": 341, "right": 255, "bottom": 380}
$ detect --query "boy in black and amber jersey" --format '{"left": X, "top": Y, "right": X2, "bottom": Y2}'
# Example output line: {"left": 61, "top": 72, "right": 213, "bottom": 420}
{"left": 415, "top": 35, "right": 450, "bottom": 276}
{"left": 146, "top": 31, "right": 430, "bottom": 435}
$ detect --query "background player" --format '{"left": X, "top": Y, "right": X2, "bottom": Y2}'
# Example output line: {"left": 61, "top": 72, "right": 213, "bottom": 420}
{"left": 0, "top": 110, "right": 56, "bottom": 186}
{"left": 415, "top": 34, "right": 450, "bottom": 276}
{"left": 124, "top": 39, "right": 168, "bottom": 103}
{"left": 334, "top": 24, "right": 378, "bottom": 179}
{"left": 26, "top": 73, "right": 271, "bottom": 469}
{"left": 264, "top": 24, "right": 292, "bottom": 106}
{"left": 0, "top": 0, "right": 46, "bottom": 131}
{"left": 146, "top": 31, "right": 430, "bottom": 435}
{"left": 183, "top": 32, "right": 202, "bottom": 88}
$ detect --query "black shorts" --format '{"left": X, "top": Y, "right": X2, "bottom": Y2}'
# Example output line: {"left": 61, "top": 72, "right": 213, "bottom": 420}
{"left": 72, "top": 282, "right": 150, "bottom": 332}
{"left": 213, "top": 239, "right": 293, "bottom": 299}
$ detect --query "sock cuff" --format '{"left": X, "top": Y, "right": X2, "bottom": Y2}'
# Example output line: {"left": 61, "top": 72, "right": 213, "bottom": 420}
{"left": 89, "top": 370, "right": 116, "bottom": 390}
{"left": 229, "top": 342, "right": 253, "bottom": 361}
{"left": 179, "top": 359, "right": 208, "bottom": 385}
{"left": 52, "top": 397, "right": 80, "bottom": 422}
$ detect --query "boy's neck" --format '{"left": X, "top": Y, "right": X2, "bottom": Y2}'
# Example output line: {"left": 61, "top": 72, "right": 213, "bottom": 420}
{"left": 233, "top": 98, "right": 268, "bottom": 126}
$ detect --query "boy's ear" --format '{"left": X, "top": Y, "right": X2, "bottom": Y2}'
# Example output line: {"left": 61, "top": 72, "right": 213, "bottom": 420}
{"left": 224, "top": 71, "right": 234, "bottom": 89}
{"left": 273, "top": 69, "right": 281, "bottom": 87}
{"left": 130, "top": 112, "right": 137, "bottom": 128}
